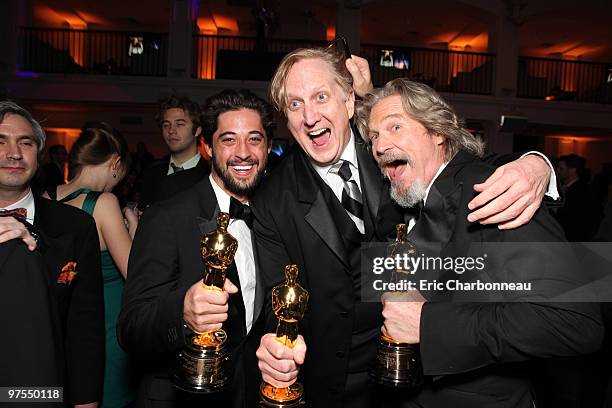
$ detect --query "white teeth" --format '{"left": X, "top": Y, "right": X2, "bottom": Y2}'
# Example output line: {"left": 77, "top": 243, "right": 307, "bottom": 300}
{"left": 308, "top": 128, "right": 329, "bottom": 136}
{"left": 232, "top": 165, "right": 253, "bottom": 171}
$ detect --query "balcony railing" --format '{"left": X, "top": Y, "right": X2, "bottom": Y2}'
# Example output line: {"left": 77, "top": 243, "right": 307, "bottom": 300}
{"left": 192, "top": 35, "right": 496, "bottom": 95}
{"left": 18, "top": 29, "right": 612, "bottom": 104}
{"left": 193, "top": 35, "right": 327, "bottom": 81}
{"left": 518, "top": 56, "right": 612, "bottom": 104}
{"left": 19, "top": 27, "right": 168, "bottom": 76}
{"left": 361, "top": 44, "right": 495, "bottom": 95}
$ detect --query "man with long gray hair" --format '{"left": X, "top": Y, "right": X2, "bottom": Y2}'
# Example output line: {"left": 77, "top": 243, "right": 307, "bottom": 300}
{"left": 357, "top": 78, "right": 602, "bottom": 407}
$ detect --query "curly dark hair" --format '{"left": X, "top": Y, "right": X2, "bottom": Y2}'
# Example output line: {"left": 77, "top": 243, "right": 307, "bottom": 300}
{"left": 155, "top": 95, "right": 202, "bottom": 135}
{"left": 201, "top": 89, "right": 274, "bottom": 146}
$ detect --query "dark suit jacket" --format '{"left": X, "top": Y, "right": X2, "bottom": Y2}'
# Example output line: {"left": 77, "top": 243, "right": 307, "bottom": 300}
{"left": 251, "top": 139, "right": 405, "bottom": 407}
{"left": 555, "top": 179, "right": 600, "bottom": 241}
{"left": 34, "top": 197, "right": 105, "bottom": 405}
{"left": 0, "top": 240, "right": 62, "bottom": 396}
{"left": 251, "top": 139, "right": 589, "bottom": 407}
{"left": 403, "top": 150, "right": 603, "bottom": 408}
{"left": 138, "top": 155, "right": 210, "bottom": 210}
{"left": 119, "top": 178, "right": 264, "bottom": 408}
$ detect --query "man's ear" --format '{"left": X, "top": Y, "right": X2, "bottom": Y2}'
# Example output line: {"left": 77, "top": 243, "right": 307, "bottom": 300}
{"left": 346, "top": 89, "right": 356, "bottom": 120}
{"left": 203, "top": 140, "right": 213, "bottom": 158}
{"left": 194, "top": 126, "right": 202, "bottom": 137}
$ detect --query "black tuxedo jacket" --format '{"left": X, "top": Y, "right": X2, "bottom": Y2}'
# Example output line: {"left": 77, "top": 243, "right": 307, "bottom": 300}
{"left": 402, "top": 150, "right": 603, "bottom": 408}
{"left": 0, "top": 240, "right": 62, "bottom": 394}
{"left": 138, "top": 155, "right": 210, "bottom": 209}
{"left": 119, "top": 178, "right": 264, "bottom": 408}
{"left": 34, "top": 197, "right": 105, "bottom": 405}
{"left": 251, "top": 139, "right": 405, "bottom": 407}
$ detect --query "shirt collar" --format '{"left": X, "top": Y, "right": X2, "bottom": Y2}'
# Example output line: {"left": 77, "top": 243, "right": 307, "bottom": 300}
{"left": 209, "top": 174, "right": 250, "bottom": 213}
{"left": 2, "top": 189, "right": 35, "bottom": 223}
{"left": 209, "top": 174, "right": 231, "bottom": 213}
{"left": 169, "top": 153, "right": 201, "bottom": 172}
{"left": 311, "top": 130, "right": 358, "bottom": 178}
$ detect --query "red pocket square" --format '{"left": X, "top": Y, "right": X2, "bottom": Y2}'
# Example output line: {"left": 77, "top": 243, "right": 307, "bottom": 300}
{"left": 57, "top": 261, "right": 78, "bottom": 285}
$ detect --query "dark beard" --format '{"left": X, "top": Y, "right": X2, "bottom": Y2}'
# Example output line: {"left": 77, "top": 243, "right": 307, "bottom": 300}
{"left": 211, "top": 153, "right": 267, "bottom": 198}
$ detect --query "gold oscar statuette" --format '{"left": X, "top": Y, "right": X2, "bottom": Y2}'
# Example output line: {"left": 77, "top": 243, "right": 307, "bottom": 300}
{"left": 260, "top": 264, "right": 309, "bottom": 407}
{"left": 171, "top": 212, "right": 238, "bottom": 393}
{"left": 369, "top": 223, "right": 425, "bottom": 388}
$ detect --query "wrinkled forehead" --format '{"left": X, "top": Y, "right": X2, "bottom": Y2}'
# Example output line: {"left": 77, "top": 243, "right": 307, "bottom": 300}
{"left": 285, "top": 58, "right": 342, "bottom": 94}
{"left": 0, "top": 113, "right": 35, "bottom": 135}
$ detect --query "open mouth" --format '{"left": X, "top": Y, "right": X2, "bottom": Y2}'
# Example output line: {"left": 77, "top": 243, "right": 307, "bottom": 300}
{"left": 308, "top": 128, "right": 331, "bottom": 147}
{"left": 382, "top": 159, "right": 408, "bottom": 181}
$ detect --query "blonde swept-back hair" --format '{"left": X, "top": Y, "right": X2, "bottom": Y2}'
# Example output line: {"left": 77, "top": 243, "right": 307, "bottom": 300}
{"left": 269, "top": 46, "right": 353, "bottom": 113}
{"left": 357, "top": 78, "right": 484, "bottom": 161}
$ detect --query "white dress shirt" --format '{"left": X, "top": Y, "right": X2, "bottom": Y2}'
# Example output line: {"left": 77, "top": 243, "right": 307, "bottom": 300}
{"left": 1, "top": 189, "right": 35, "bottom": 224}
{"left": 311, "top": 131, "right": 365, "bottom": 234}
{"left": 209, "top": 175, "right": 256, "bottom": 333}
{"left": 167, "top": 153, "right": 202, "bottom": 175}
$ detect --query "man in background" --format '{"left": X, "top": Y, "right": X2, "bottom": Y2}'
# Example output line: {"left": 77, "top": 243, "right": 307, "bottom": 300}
{"left": 138, "top": 95, "right": 210, "bottom": 209}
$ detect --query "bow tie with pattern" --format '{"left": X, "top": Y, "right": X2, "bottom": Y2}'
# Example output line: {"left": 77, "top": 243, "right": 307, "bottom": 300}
{"left": 0, "top": 207, "right": 27, "bottom": 220}
{"left": 229, "top": 197, "right": 253, "bottom": 228}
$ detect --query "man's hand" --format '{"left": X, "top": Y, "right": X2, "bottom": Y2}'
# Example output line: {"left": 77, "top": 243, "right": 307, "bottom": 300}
{"left": 183, "top": 279, "right": 238, "bottom": 333}
{"left": 467, "top": 155, "right": 550, "bottom": 230}
{"left": 381, "top": 293, "right": 424, "bottom": 344}
{"left": 346, "top": 55, "right": 374, "bottom": 98}
{"left": 0, "top": 216, "right": 36, "bottom": 251}
{"left": 257, "top": 333, "right": 307, "bottom": 388}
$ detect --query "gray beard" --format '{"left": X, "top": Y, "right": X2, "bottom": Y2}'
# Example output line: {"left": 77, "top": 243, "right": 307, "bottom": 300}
{"left": 390, "top": 178, "right": 426, "bottom": 208}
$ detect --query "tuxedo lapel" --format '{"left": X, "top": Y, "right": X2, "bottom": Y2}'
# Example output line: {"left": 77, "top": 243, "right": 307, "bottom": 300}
{"left": 408, "top": 151, "right": 476, "bottom": 287}
{"left": 355, "top": 138, "right": 383, "bottom": 240}
{"left": 295, "top": 152, "right": 350, "bottom": 269}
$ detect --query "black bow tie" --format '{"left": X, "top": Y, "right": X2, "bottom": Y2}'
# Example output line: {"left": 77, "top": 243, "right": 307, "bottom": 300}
{"left": 229, "top": 197, "right": 253, "bottom": 228}
{"left": 404, "top": 201, "right": 424, "bottom": 223}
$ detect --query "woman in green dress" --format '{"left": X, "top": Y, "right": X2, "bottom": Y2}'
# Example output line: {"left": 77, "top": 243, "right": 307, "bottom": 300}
{"left": 44, "top": 124, "right": 138, "bottom": 407}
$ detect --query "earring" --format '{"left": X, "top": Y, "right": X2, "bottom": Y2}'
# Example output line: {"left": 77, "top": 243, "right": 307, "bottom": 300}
{"left": 112, "top": 173, "right": 117, "bottom": 178}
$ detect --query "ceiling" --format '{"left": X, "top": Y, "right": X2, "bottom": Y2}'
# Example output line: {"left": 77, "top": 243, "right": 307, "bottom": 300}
{"left": 30, "top": 0, "right": 612, "bottom": 62}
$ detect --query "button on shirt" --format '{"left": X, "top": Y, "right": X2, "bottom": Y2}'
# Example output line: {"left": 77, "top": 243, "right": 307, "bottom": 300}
{"left": 312, "top": 131, "right": 365, "bottom": 234}
{"left": 209, "top": 175, "right": 256, "bottom": 333}
{"left": 0, "top": 189, "right": 35, "bottom": 224}
{"left": 167, "top": 153, "right": 202, "bottom": 175}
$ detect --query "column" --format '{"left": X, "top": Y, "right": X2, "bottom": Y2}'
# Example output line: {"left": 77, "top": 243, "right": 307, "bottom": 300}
{"left": 488, "top": 12, "right": 520, "bottom": 98}
{"left": 336, "top": 0, "right": 361, "bottom": 53}
{"left": 0, "top": 0, "right": 31, "bottom": 74}
{"left": 167, "top": 0, "right": 198, "bottom": 78}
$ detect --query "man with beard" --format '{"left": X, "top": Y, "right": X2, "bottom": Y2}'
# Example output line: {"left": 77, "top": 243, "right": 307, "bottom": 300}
{"left": 354, "top": 78, "right": 603, "bottom": 408}
{"left": 252, "top": 47, "right": 562, "bottom": 408}
{"left": 138, "top": 95, "right": 210, "bottom": 209}
{"left": 119, "top": 89, "right": 271, "bottom": 407}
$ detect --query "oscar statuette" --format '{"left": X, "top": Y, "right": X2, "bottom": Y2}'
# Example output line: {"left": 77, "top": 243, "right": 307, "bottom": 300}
{"left": 171, "top": 212, "right": 238, "bottom": 393}
{"left": 260, "top": 265, "right": 309, "bottom": 407}
{"left": 369, "top": 224, "right": 425, "bottom": 388}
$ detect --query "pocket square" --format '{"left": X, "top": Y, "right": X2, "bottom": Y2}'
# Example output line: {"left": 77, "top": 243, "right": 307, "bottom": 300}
{"left": 57, "top": 261, "right": 78, "bottom": 285}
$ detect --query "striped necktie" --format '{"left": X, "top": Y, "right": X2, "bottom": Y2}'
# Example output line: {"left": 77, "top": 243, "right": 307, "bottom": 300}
{"left": 331, "top": 160, "right": 364, "bottom": 232}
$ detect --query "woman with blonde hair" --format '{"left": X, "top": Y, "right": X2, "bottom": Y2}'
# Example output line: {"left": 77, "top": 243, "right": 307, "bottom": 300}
{"left": 44, "top": 122, "right": 137, "bottom": 407}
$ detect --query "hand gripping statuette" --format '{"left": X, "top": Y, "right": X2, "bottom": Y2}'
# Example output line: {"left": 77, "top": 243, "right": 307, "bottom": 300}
{"left": 369, "top": 223, "right": 425, "bottom": 388}
{"left": 172, "top": 212, "right": 238, "bottom": 393}
{"left": 260, "top": 264, "right": 309, "bottom": 407}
